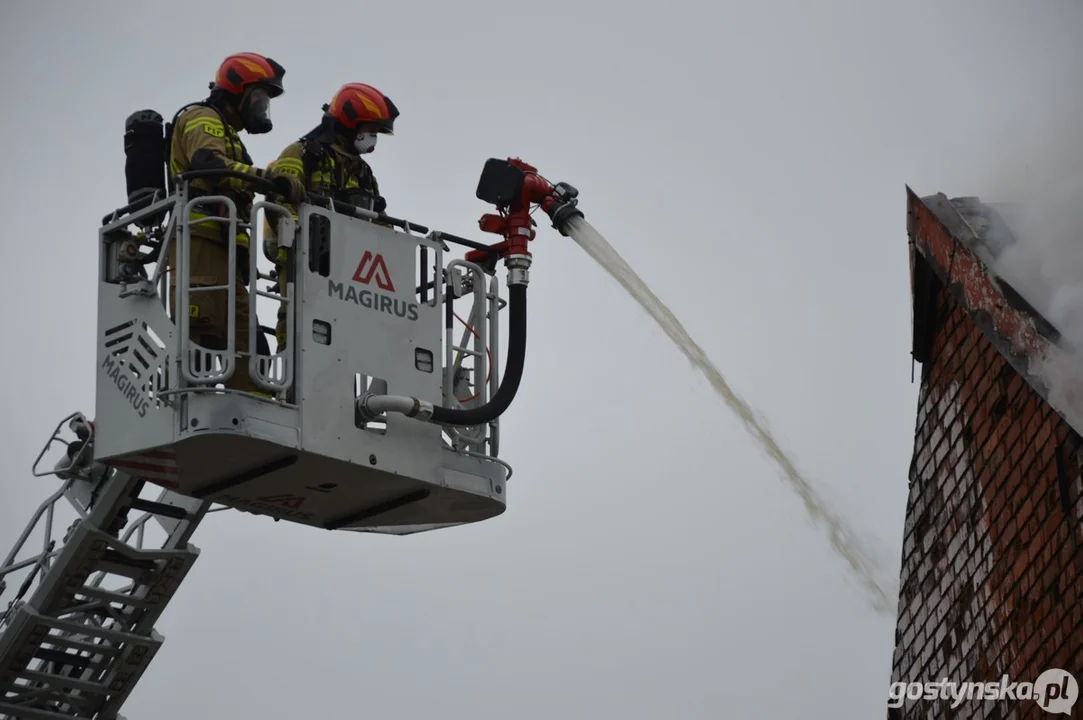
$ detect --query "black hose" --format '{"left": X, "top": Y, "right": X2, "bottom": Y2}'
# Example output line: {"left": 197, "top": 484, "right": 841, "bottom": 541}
{"left": 429, "top": 283, "right": 527, "bottom": 426}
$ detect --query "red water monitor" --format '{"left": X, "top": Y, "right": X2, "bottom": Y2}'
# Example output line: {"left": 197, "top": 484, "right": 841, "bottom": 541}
{"left": 466, "top": 157, "right": 583, "bottom": 273}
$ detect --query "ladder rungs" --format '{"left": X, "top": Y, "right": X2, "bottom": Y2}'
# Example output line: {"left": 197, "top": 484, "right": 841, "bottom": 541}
{"left": 17, "top": 669, "right": 108, "bottom": 698}
{"left": 0, "top": 701, "right": 92, "bottom": 720}
{"left": 73, "top": 587, "right": 155, "bottom": 612}
{"left": 95, "top": 638, "right": 162, "bottom": 714}
{"left": 6, "top": 683, "right": 96, "bottom": 718}
{"left": 98, "top": 548, "right": 155, "bottom": 570}
{"left": 41, "top": 635, "right": 120, "bottom": 660}
{"left": 0, "top": 677, "right": 98, "bottom": 719}
{"left": 82, "top": 528, "right": 193, "bottom": 566}
{"left": 95, "top": 551, "right": 155, "bottom": 580}
{"left": 32, "top": 648, "right": 96, "bottom": 672}
{"left": 39, "top": 614, "right": 157, "bottom": 647}
{"left": 138, "top": 555, "right": 194, "bottom": 610}
{"left": 128, "top": 498, "right": 188, "bottom": 520}
{"left": 0, "top": 457, "right": 210, "bottom": 719}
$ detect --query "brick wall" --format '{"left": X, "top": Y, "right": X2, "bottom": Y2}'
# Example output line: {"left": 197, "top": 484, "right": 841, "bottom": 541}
{"left": 890, "top": 274, "right": 1083, "bottom": 718}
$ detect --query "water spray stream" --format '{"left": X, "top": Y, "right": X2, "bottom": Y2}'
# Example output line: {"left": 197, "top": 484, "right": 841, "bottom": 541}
{"left": 563, "top": 215, "right": 898, "bottom": 615}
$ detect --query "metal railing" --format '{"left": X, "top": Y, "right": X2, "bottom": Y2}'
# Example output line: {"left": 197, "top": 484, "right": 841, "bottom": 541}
{"left": 442, "top": 259, "right": 494, "bottom": 452}
{"left": 98, "top": 171, "right": 513, "bottom": 463}
{"left": 247, "top": 200, "right": 295, "bottom": 395}
{"left": 174, "top": 191, "right": 242, "bottom": 386}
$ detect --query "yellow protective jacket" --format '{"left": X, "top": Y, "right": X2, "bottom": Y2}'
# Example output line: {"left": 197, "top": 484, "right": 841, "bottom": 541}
{"left": 263, "top": 136, "right": 387, "bottom": 261}
{"left": 169, "top": 102, "right": 271, "bottom": 246}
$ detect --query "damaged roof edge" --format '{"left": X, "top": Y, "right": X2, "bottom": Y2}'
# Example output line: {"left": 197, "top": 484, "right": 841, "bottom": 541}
{"left": 904, "top": 186, "right": 1083, "bottom": 435}
{"left": 912, "top": 188, "right": 1062, "bottom": 345}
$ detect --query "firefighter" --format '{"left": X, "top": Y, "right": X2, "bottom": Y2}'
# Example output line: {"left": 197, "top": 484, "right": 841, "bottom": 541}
{"left": 263, "top": 82, "right": 399, "bottom": 352}
{"left": 167, "top": 52, "right": 307, "bottom": 395}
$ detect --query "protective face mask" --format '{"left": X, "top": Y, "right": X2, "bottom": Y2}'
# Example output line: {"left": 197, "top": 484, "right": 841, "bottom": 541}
{"left": 242, "top": 87, "right": 273, "bottom": 134}
{"left": 354, "top": 132, "right": 378, "bottom": 154}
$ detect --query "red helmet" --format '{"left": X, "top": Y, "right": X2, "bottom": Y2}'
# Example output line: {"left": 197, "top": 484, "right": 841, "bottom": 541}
{"left": 213, "top": 52, "right": 285, "bottom": 97}
{"left": 327, "top": 83, "right": 399, "bottom": 134}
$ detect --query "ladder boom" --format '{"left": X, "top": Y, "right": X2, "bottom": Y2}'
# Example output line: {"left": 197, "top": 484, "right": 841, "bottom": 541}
{"left": 0, "top": 414, "right": 211, "bottom": 719}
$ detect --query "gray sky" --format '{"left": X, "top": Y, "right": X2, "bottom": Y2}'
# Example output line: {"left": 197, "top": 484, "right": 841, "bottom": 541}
{"left": 2, "top": 1, "right": 1081, "bottom": 717}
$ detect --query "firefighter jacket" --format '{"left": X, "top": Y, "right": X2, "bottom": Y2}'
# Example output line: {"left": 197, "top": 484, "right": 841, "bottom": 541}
{"left": 262, "top": 136, "right": 388, "bottom": 261}
{"left": 168, "top": 102, "right": 269, "bottom": 247}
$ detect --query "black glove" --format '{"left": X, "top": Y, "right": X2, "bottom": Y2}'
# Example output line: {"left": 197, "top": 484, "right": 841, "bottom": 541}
{"left": 270, "top": 174, "right": 308, "bottom": 205}
{"left": 235, "top": 246, "right": 251, "bottom": 286}
{"left": 373, "top": 195, "right": 387, "bottom": 214}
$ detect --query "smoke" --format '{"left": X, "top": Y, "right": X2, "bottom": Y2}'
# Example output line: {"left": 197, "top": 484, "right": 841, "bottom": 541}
{"left": 986, "top": 139, "right": 1083, "bottom": 350}
{"left": 970, "top": 56, "right": 1083, "bottom": 428}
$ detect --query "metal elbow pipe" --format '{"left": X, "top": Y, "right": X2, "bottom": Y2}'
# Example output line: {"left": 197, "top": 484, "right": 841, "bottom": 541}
{"left": 356, "top": 394, "right": 434, "bottom": 423}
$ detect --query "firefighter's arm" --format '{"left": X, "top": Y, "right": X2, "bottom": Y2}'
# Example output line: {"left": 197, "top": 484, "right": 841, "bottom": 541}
{"left": 262, "top": 145, "right": 305, "bottom": 262}
{"left": 266, "top": 143, "right": 305, "bottom": 219}
{"left": 369, "top": 175, "right": 394, "bottom": 229}
{"left": 178, "top": 107, "right": 274, "bottom": 193}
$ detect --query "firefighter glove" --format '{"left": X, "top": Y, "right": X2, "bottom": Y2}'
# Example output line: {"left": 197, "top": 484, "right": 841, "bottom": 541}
{"left": 271, "top": 174, "right": 308, "bottom": 205}
{"left": 236, "top": 246, "right": 251, "bottom": 286}
{"left": 373, "top": 195, "right": 387, "bottom": 214}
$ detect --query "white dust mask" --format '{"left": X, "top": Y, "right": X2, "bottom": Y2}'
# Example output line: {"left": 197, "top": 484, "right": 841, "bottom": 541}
{"left": 354, "top": 133, "right": 378, "bottom": 154}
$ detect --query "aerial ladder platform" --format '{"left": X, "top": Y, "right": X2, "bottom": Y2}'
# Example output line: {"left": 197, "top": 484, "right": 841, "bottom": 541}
{"left": 0, "top": 106, "right": 585, "bottom": 719}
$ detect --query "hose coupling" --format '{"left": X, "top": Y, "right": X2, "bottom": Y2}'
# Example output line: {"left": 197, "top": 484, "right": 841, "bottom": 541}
{"left": 504, "top": 254, "right": 532, "bottom": 287}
